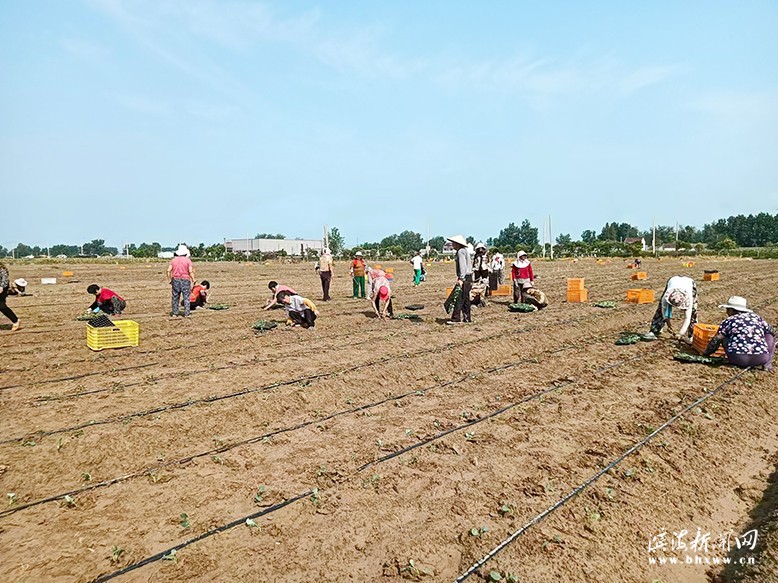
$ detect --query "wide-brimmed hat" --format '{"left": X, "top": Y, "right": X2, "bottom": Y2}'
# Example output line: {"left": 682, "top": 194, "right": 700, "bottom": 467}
{"left": 719, "top": 296, "right": 752, "bottom": 313}
{"left": 355, "top": 251, "right": 363, "bottom": 256}
{"left": 666, "top": 288, "right": 691, "bottom": 309}
{"left": 475, "top": 242, "right": 486, "bottom": 250}
{"left": 175, "top": 244, "right": 190, "bottom": 257}
{"left": 14, "top": 278, "right": 28, "bottom": 287}
{"left": 447, "top": 235, "right": 467, "bottom": 247}
{"left": 517, "top": 250, "right": 528, "bottom": 258}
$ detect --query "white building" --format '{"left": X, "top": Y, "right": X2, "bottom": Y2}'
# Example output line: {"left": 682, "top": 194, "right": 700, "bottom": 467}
{"left": 225, "top": 238, "right": 324, "bottom": 256}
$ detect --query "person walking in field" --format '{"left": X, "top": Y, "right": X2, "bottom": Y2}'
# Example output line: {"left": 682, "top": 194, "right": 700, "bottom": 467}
{"left": 411, "top": 250, "right": 424, "bottom": 286}
{"left": 264, "top": 281, "right": 298, "bottom": 310}
{"left": 87, "top": 284, "right": 127, "bottom": 315}
{"left": 277, "top": 290, "right": 319, "bottom": 328}
{"left": 167, "top": 244, "right": 195, "bottom": 317}
{"left": 511, "top": 251, "right": 534, "bottom": 304}
{"left": 447, "top": 235, "right": 472, "bottom": 324}
{"left": 318, "top": 248, "right": 334, "bottom": 301}
{"left": 704, "top": 296, "right": 775, "bottom": 371}
{"left": 351, "top": 252, "right": 367, "bottom": 298}
{"left": 0, "top": 261, "right": 21, "bottom": 331}
{"left": 642, "top": 275, "right": 697, "bottom": 341}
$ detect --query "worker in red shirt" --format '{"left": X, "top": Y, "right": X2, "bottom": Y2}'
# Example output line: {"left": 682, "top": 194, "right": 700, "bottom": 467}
{"left": 188, "top": 280, "right": 210, "bottom": 310}
{"left": 510, "top": 251, "right": 535, "bottom": 304}
{"left": 87, "top": 284, "right": 127, "bottom": 315}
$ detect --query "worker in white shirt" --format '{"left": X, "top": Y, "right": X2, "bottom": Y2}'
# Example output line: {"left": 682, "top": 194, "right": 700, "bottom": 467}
{"left": 411, "top": 250, "right": 424, "bottom": 286}
{"left": 643, "top": 275, "right": 697, "bottom": 341}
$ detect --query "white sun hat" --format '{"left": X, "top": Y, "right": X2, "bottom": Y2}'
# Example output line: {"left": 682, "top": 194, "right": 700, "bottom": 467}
{"left": 719, "top": 296, "right": 752, "bottom": 313}
{"left": 175, "top": 244, "right": 190, "bottom": 257}
{"left": 355, "top": 251, "right": 363, "bottom": 256}
{"left": 14, "top": 278, "right": 28, "bottom": 287}
{"left": 517, "top": 250, "right": 528, "bottom": 257}
{"left": 446, "top": 235, "right": 467, "bottom": 247}
{"left": 475, "top": 241, "right": 486, "bottom": 250}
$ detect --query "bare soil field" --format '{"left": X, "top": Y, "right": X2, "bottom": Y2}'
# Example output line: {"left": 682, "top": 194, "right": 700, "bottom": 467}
{"left": 1, "top": 257, "right": 777, "bottom": 583}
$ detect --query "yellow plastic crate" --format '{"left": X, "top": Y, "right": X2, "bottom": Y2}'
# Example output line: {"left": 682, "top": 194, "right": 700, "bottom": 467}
{"left": 86, "top": 320, "right": 140, "bottom": 351}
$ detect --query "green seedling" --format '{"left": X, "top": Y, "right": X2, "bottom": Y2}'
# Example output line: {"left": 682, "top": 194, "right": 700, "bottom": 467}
{"left": 400, "top": 559, "right": 433, "bottom": 579}
{"left": 469, "top": 526, "right": 489, "bottom": 537}
{"left": 180, "top": 513, "right": 190, "bottom": 529}
{"left": 464, "top": 432, "right": 476, "bottom": 442}
{"left": 489, "top": 572, "right": 503, "bottom": 582}
{"left": 605, "top": 487, "right": 617, "bottom": 501}
{"left": 310, "top": 488, "right": 321, "bottom": 507}
{"left": 57, "top": 437, "right": 65, "bottom": 452}
{"left": 62, "top": 495, "right": 76, "bottom": 508}
{"left": 499, "top": 504, "right": 513, "bottom": 516}
{"left": 254, "top": 485, "right": 267, "bottom": 505}
{"left": 162, "top": 549, "right": 177, "bottom": 562}
{"left": 506, "top": 574, "right": 519, "bottom": 583}
{"left": 81, "top": 472, "right": 92, "bottom": 482}
{"left": 110, "top": 546, "right": 124, "bottom": 564}
{"left": 623, "top": 468, "right": 636, "bottom": 478}
{"left": 211, "top": 455, "right": 224, "bottom": 465}
{"left": 404, "top": 428, "right": 414, "bottom": 436}
{"left": 245, "top": 518, "right": 259, "bottom": 528}
{"left": 7, "top": 493, "right": 17, "bottom": 506}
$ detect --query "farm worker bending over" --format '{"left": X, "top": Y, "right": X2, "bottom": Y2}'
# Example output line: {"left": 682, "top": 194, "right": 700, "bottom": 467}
{"left": 704, "top": 296, "right": 775, "bottom": 371}
{"left": 8, "top": 278, "right": 28, "bottom": 296}
{"left": 365, "top": 266, "right": 385, "bottom": 301}
{"left": 277, "top": 291, "right": 319, "bottom": 328}
{"left": 167, "top": 244, "right": 195, "bottom": 317}
{"left": 371, "top": 269, "right": 394, "bottom": 319}
{"left": 264, "top": 281, "right": 297, "bottom": 310}
{"left": 188, "top": 280, "right": 210, "bottom": 310}
{"left": 317, "top": 248, "right": 334, "bottom": 301}
{"left": 87, "top": 284, "right": 127, "bottom": 315}
{"left": 642, "top": 275, "right": 697, "bottom": 341}
{"left": 511, "top": 251, "right": 534, "bottom": 304}
{"left": 0, "top": 262, "right": 20, "bottom": 331}
{"left": 522, "top": 283, "right": 548, "bottom": 310}
{"left": 411, "top": 250, "right": 424, "bottom": 286}
{"left": 447, "top": 234, "right": 472, "bottom": 324}
{"left": 351, "top": 252, "right": 367, "bottom": 298}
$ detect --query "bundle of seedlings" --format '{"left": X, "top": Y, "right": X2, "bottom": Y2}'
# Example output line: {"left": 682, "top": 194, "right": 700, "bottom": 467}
{"left": 252, "top": 320, "right": 279, "bottom": 332}
{"left": 393, "top": 313, "right": 423, "bottom": 322}
{"left": 593, "top": 300, "right": 617, "bottom": 308}
{"left": 508, "top": 303, "right": 537, "bottom": 313}
{"left": 615, "top": 332, "right": 643, "bottom": 345}
{"left": 207, "top": 304, "right": 230, "bottom": 310}
{"left": 673, "top": 352, "right": 726, "bottom": 365}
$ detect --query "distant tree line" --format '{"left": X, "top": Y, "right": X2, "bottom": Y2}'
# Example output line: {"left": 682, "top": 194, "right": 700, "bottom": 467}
{"left": 4, "top": 213, "right": 778, "bottom": 260}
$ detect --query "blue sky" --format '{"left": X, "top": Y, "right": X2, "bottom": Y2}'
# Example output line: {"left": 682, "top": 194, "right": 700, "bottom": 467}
{"left": 2, "top": 0, "right": 777, "bottom": 249}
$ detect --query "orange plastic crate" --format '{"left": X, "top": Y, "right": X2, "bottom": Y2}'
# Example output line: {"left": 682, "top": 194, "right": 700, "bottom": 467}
{"left": 691, "top": 324, "right": 725, "bottom": 357}
{"left": 567, "top": 289, "right": 588, "bottom": 303}
{"left": 567, "top": 278, "right": 585, "bottom": 291}
{"left": 626, "top": 289, "right": 654, "bottom": 304}
{"left": 492, "top": 284, "right": 511, "bottom": 297}
{"left": 631, "top": 272, "right": 648, "bottom": 280}
{"left": 703, "top": 272, "right": 720, "bottom": 281}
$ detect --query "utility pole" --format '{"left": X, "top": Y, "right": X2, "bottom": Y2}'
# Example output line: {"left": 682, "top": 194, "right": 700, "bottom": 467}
{"left": 652, "top": 220, "right": 656, "bottom": 256}
{"left": 549, "top": 215, "right": 554, "bottom": 260}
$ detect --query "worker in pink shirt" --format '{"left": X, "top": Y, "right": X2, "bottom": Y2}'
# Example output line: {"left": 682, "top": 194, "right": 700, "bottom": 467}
{"left": 167, "top": 244, "right": 195, "bottom": 317}
{"left": 264, "top": 281, "right": 298, "bottom": 310}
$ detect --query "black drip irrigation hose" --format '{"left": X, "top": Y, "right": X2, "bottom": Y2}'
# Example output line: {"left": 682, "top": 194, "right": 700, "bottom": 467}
{"left": 1, "top": 309, "right": 623, "bottom": 445}
{"left": 82, "top": 350, "right": 646, "bottom": 582}
{"left": 0, "top": 363, "right": 156, "bottom": 392}
{"left": 452, "top": 366, "right": 752, "bottom": 583}
{"left": 0, "top": 344, "right": 583, "bottom": 519}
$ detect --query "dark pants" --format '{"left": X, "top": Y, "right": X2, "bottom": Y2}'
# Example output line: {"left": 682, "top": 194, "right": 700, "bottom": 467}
{"left": 320, "top": 271, "right": 332, "bottom": 301}
{"left": 374, "top": 296, "right": 394, "bottom": 317}
{"left": 102, "top": 297, "right": 127, "bottom": 315}
{"left": 0, "top": 288, "right": 18, "bottom": 324}
{"left": 289, "top": 309, "right": 317, "bottom": 328}
{"left": 650, "top": 281, "right": 697, "bottom": 337}
{"left": 512, "top": 280, "right": 525, "bottom": 304}
{"left": 171, "top": 279, "right": 192, "bottom": 316}
{"left": 452, "top": 276, "right": 472, "bottom": 322}
{"left": 187, "top": 296, "right": 206, "bottom": 310}
{"left": 726, "top": 334, "right": 775, "bottom": 369}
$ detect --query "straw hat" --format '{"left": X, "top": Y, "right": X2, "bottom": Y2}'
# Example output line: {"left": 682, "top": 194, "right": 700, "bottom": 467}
{"left": 14, "top": 278, "right": 28, "bottom": 287}
{"left": 719, "top": 296, "right": 752, "bottom": 313}
{"left": 175, "top": 244, "right": 190, "bottom": 257}
{"left": 355, "top": 251, "right": 363, "bottom": 256}
{"left": 446, "top": 235, "right": 467, "bottom": 247}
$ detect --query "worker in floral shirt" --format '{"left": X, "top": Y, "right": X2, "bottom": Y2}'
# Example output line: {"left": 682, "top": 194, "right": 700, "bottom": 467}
{"left": 705, "top": 296, "right": 775, "bottom": 371}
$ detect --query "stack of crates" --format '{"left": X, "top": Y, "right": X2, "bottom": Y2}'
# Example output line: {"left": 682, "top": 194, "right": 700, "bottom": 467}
{"left": 86, "top": 320, "right": 140, "bottom": 351}
{"left": 692, "top": 323, "right": 725, "bottom": 357}
{"left": 631, "top": 272, "right": 648, "bottom": 281}
{"left": 626, "top": 289, "right": 655, "bottom": 304}
{"left": 567, "top": 278, "right": 588, "bottom": 303}
{"left": 385, "top": 267, "right": 394, "bottom": 282}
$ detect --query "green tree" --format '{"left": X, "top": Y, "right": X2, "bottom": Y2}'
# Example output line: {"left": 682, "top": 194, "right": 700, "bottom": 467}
{"left": 581, "top": 230, "right": 597, "bottom": 244}
{"left": 555, "top": 233, "right": 572, "bottom": 246}
{"left": 14, "top": 243, "right": 33, "bottom": 257}
{"left": 50, "top": 244, "right": 79, "bottom": 257}
{"left": 428, "top": 236, "right": 446, "bottom": 252}
{"left": 517, "top": 219, "right": 538, "bottom": 248}
{"left": 328, "top": 227, "right": 345, "bottom": 255}
{"left": 0, "top": 245, "right": 8, "bottom": 257}
{"left": 493, "top": 222, "right": 522, "bottom": 248}
{"left": 82, "top": 239, "right": 107, "bottom": 256}
{"left": 255, "top": 233, "right": 285, "bottom": 239}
